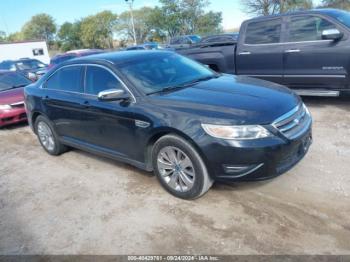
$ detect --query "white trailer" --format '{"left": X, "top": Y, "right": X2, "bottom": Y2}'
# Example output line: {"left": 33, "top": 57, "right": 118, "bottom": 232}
{"left": 0, "top": 41, "right": 50, "bottom": 64}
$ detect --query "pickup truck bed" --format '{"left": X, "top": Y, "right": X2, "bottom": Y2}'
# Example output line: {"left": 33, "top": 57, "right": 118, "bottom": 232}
{"left": 178, "top": 42, "right": 236, "bottom": 74}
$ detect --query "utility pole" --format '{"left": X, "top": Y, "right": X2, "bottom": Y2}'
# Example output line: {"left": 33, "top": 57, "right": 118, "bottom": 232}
{"left": 125, "top": 0, "right": 137, "bottom": 45}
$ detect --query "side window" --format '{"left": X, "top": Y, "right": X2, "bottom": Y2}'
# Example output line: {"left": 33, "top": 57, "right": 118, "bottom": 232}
{"left": 33, "top": 48, "right": 44, "bottom": 56}
{"left": 45, "top": 66, "right": 83, "bottom": 92}
{"left": 288, "top": 16, "right": 337, "bottom": 42}
{"left": 181, "top": 37, "right": 191, "bottom": 44}
{"left": 245, "top": 19, "right": 282, "bottom": 44}
{"left": 85, "top": 66, "right": 123, "bottom": 95}
{"left": 171, "top": 38, "right": 180, "bottom": 45}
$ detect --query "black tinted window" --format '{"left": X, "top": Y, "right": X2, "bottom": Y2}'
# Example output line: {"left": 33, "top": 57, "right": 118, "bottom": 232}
{"left": 85, "top": 66, "right": 122, "bottom": 95}
{"left": 245, "top": 19, "right": 282, "bottom": 44}
{"left": 288, "top": 16, "right": 336, "bottom": 42}
{"left": 170, "top": 37, "right": 181, "bottom": 44}
{"left": 46, "top": 66, "right": 83, "bottom": 92}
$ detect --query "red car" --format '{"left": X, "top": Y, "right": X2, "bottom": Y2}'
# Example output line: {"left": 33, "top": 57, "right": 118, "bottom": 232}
{"left": 0, "top": 71, "right": 32, "bottom": 127}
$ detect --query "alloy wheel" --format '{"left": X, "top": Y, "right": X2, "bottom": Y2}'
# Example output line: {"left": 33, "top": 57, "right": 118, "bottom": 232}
{"left": 157, "top": 146, "right": 195, "bottom": 192}
{"left": 37, "top": 121, "right": 55, "bottom": 152}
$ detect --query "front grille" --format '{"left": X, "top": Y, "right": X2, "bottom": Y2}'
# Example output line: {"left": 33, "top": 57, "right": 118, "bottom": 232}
{"left": 273, "top": 103, "right": 312, "bottom": 140}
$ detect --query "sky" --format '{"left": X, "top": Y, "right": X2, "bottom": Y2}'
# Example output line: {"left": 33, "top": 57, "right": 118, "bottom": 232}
{"left": 0, "top": 0, "right": 323, "bottom": 34}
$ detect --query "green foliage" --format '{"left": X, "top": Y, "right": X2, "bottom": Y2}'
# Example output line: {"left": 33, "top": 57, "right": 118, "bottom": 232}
{"left": 321, "top": 0, "right": 350, "bottom": 10}
{"left": 0, "top": 31, "right": 6, "bottom": 42}
{"left": 242, "top": 0, "right": 314, "bottom": 16}
{"left": 21, "top": 13, "right": 56, "bottom": 41}
{"left": 57, "top": 22, "right": 83, "bottom": 51}
{"left": 80, "top": 11, "right": 118, "bottom": 49}
{"left": 197, "top": 11, "right": 223, "bottom": 35}
{"left": 6, "top": 32, "right": 24, "bottom": 42}
{"left": 147, "top": 0, "right": 222, "bottom": 37}
{"left": 118, "top": 7, "right": 158, "bottom": 44}
{"left": 4, "top": 0, "right": 224, "bottom": 50}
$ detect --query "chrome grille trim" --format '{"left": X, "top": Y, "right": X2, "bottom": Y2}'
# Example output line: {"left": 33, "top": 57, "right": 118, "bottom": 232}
{"left": 272, "top": 103, "right": 312, "bottom": 140}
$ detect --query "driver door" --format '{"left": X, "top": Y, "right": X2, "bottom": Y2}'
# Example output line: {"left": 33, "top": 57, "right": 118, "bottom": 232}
{"left": 78, "top": 65, "right": 137, "bottom": 159}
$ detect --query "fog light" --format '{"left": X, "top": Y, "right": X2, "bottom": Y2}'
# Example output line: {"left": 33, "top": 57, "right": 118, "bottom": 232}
{"left": 223, "top": 163, "right": 264, "bottom": 178}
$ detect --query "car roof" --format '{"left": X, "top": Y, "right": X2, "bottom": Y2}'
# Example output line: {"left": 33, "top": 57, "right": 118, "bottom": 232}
{"left": 68, "top": 50, "right": 174, "bottom": 65}
{"left": 244, "top": 8, "right": 344, "bottom": 23}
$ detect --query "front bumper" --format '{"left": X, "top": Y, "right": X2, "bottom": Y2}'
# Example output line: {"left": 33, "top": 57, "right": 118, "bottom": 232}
{"left": 0, "top": 108, "right": 27, "bottom": 127}
{"left": 198, "top": 126, "right": 312, "bottom": 182}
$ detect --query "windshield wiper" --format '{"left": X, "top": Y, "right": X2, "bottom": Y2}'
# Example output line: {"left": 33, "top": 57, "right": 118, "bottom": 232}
{"left": 147, "top": 74, "right": 219, "bottom": 96}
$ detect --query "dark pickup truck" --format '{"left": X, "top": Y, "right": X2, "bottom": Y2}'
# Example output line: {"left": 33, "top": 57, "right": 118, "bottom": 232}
{"left": 178, "top": 8, "right": 350, "bottom": 96}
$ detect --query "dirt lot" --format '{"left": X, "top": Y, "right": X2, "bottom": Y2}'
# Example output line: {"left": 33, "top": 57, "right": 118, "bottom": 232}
{"left": 0, "top": 97, "right": 349, "bottom": 255}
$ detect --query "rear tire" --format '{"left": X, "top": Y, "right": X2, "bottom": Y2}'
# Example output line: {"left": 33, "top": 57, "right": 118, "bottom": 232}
{"left": 152, "top": 134, "right": 213, "bottom": 200}
{"left": 34, "top": 115, "right": 68, "bottom": 156}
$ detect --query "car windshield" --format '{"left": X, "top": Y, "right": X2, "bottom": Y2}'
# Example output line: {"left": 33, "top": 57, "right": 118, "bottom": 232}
{"left": 0, "top": 73, "right": 31, "bottom": 91}
{"left": 119, "top": 53, "right": 216, "bottom": 95}
{"left": 189, "top": 35, "right": 201, "bottom": 43}
{"left": 327, "top": 9, "right": 350, "bottom": 28}
{"left": 15, "top": 60, "right": 46, "bottom": 70}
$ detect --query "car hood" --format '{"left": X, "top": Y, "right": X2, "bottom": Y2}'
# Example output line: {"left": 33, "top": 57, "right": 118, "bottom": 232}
{"left": 0, "top": 87, "right": 25, "bottom": 105}
{"left": 148, "top": 75, "right": 300, "bottom": 125}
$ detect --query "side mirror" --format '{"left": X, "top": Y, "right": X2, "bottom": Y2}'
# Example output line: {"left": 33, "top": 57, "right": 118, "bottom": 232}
{"left": 98, "top": 89, "right": 129, "bottom": 101}
{"left": 322, "top": 29, "right": 343, "bottom": 41}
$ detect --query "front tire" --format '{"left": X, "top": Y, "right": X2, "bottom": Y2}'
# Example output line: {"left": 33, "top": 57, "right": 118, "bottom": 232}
{"left": 34, "top": 115, "right": 67, "bottom": 156}
{"left": 152, "top": 134, "right": 213, "bottom": 200}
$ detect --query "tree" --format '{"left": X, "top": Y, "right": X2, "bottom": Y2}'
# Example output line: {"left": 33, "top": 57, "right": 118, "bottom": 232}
{"left": 0, "top": 31, "right": 6, "bottom": 42}
{"left": 6, "top": 32, "right": 24, "bottom": 42}
{"left": 147, "top": 0, "right": 222, "bottom": 38}
{"left": 242, "top": 0, "right": 313, "bottom": 16}
{"left": 118, "top": 7, "right": 157, "bottom": 44}
{"left": 21, "top": 13, "right": 56, "bottom": 42}
{"left": 80, "top": 11, "right": 118, "bottom": 49}
{"left": 321, "top": 0, "right": 350, "bottom": 10}
{"left": 196, "top": 11, "right": 223, "bottom": 35}
{"left": 58, "top": 22, "right": 83, "bottom": 51}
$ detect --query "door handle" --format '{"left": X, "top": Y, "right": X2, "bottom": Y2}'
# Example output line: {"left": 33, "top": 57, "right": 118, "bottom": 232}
{"left": 285, "top": 49, "right": 300, "bottom": 53}
{"left": 239, "top": 51, "right": 251, "bottom": 55}
{"left": 42, "top": 95, "right": 51, "bottom": 101}
{"left": 81, "top": 101, "right": 90, "bottom": 108}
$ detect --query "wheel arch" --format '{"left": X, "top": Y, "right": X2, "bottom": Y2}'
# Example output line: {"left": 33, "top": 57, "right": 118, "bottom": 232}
{"left": 31, "top": 111, "right": 49, "bottom": 134}
{"left": 144, "top": 127, "right": 211, "bottom": 174}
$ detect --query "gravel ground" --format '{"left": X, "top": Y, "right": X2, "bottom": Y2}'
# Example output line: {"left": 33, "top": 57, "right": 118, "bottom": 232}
{"left": 0, "top": 97, "right": 349, "bottom": 255}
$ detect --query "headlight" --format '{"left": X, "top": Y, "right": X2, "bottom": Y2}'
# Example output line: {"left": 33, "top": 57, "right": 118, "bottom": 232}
{"left": 28, "top": 72, "right": 37, "bottom": 80}
{"left": 303, "top": 103, "right": 310, "bottom": 115}
{"left": 0, "top": 104, "right": 11, "bottom": 110}
{"left": 201, "top": 124, "right": 272, "bottom": 140}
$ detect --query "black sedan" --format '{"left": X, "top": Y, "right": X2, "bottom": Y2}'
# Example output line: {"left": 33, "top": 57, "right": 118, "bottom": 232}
{"left": 24, "top": 51, "right": 312, "bottom": 199}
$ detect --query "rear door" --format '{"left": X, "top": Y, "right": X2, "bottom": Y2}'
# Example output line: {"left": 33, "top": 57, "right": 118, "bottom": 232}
{"left": 42, "top": 65, "right": 86, "bottom": 139}
{"left": 283, "top": 14, "right": 348, "bottom": 90}
{"left": 236, "top": 18, "right": 285, "bottom": 84}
